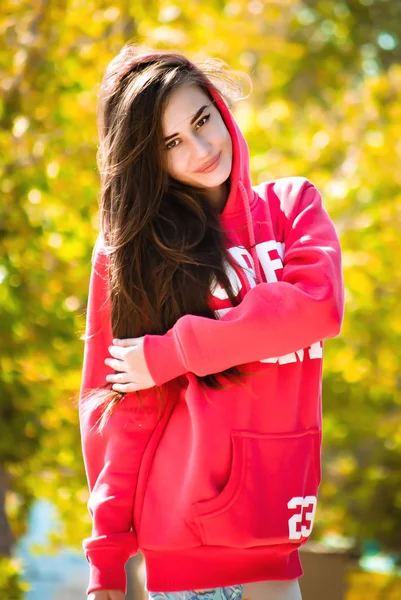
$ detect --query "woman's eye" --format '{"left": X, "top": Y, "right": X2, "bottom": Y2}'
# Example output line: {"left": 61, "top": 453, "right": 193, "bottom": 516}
{"left": 166, "top": 139, "right": 179, "bottom": 150}
{"left": 165, "top": 114, "right": 210, "bottom": 150}
{"left": 196, "top": 114, "right": 210, "bottom": 129}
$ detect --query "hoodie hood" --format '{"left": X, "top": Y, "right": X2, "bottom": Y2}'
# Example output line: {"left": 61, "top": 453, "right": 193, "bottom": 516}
{"left": 207, "top": 83, "right": 263, "bottom": 284}
{"left": 132, "top": 51, "right": 263, "bottom": 284}
{"left": 206, "top": 86, "right": 254, "bottom": 218}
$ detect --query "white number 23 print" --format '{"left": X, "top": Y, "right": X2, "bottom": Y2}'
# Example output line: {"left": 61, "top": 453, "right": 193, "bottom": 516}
{"left": 287, "top": 496, "right": 317, "bottom": 540}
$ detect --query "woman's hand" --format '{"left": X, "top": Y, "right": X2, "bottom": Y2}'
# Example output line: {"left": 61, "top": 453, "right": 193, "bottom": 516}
{"left": 104, "top": 336, "right": 156, "bottom": 393}
{"left": 88, "top": 590, "right": 125, "bottom": 600}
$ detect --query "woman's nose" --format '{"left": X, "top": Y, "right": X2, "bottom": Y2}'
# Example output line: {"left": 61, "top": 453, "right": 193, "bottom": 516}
{"left": 191, "top": 135, "right": 212, "bottom": 158}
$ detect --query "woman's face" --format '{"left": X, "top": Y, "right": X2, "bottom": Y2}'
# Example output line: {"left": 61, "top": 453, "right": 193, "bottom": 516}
{"left": 161, "top": 83, "right": 233, "bottom": 191}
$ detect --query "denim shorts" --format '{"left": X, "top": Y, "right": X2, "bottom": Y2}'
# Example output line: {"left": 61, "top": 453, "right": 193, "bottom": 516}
{"left": 147, "top": 580, "right": 302, "bottom": 600}
{"left": 148, "top": 585, "right": 244, "bottom": 600}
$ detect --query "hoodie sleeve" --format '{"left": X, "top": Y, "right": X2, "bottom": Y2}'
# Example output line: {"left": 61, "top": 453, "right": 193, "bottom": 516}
{"left": 143, "top": 180, "right": 344, "bottom": 385}
{"left": 79, "top": 235, "right": 159, "bottom": 595}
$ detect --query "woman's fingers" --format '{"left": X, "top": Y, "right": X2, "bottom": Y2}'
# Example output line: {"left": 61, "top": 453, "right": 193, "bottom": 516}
{"left": 106, "top": 371, "right": 133, "bottom": 384}
{"left": 110, "top": 382, "right": 140, "bottom": 393}
{"left": 112, "top": 338, "right": 139, "bottom": 346}
{"left": 104, "top": 357, "right": 125, "bottom": 371}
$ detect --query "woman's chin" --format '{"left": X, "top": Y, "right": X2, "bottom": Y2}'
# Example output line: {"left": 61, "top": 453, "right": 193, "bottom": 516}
{"left": 194, "top": 166, "right": 232, "bottom": 189}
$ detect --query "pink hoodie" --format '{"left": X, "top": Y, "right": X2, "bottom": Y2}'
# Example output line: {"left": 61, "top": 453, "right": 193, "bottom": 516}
{"left": 79, "top": 60, "right": 344, "bottom": 596}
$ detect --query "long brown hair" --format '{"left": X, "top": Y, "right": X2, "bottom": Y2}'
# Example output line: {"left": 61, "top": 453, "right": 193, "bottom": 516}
{"left": 81, "top": 42, "right": 260, "bottom": 431}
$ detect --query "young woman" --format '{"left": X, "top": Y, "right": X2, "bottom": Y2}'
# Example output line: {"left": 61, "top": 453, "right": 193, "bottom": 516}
{"left": 78, "top": 42, "right": 344, "bottom": 600}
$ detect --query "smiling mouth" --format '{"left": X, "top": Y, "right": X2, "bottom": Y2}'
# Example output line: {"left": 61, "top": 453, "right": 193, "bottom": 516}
{"left": 196, "top": 151, "right": 222, "bottom": 173}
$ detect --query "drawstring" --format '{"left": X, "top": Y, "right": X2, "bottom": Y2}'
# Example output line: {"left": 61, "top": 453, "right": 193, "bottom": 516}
{"left": 239, "top": 181, "right": 263, "bottom": 285}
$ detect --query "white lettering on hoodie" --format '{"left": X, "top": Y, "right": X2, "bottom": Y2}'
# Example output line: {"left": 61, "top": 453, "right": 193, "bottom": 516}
{"left": 212, "top": 240, "right": 323, "bottom": 363}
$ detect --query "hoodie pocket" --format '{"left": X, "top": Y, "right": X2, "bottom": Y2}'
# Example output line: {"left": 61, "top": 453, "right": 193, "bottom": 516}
{"left": 192, "top": 429, "right": 321, "bottom": 548}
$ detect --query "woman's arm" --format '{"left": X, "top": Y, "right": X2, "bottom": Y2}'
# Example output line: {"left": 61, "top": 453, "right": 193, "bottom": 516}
{"left": 142, "top": 180, "right": 344, "bottom": 385}
{"left": 80, "top": 403, "right": 153, "bottom": 596}
{"left": 79, "top": 241, "right": 158, "bottom": 595}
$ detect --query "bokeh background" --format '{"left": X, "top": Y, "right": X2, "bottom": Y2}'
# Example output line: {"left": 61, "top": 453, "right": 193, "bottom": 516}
{"left": 1, "top": 0, "right": 401, "bottom": 598}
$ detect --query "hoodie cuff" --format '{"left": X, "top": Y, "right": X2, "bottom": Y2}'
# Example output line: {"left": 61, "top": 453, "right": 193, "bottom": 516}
{"left": 85, "top": 548, "right": 128, "bottom": 595}
{"left": 143, "top": 328, "right": 188, "bottom": 386}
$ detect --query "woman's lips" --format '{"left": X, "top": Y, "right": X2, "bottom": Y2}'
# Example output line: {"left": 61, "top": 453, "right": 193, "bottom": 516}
{"left": 196, "top": 151, "right": 222, "bottom": 173}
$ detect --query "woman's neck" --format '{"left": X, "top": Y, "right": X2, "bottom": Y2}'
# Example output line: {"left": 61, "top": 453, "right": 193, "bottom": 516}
{"left": 207, "top": 178, "right": 231, "bottom": 214}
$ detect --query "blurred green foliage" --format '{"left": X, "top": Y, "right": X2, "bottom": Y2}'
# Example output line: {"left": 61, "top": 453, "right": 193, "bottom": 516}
{"left": 0, "top": 556, "right": 29, "bottom": 599}
{"left": 346, "top": 569, "right": 401, "bottom": 599}
{"left": 0, "top": 1, "right": 400, "bottom": 592}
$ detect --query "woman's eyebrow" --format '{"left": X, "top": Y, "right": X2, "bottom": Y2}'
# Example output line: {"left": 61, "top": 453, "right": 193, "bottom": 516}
{"left": 164, "top": 103, "right": 213, "bottom": 142}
